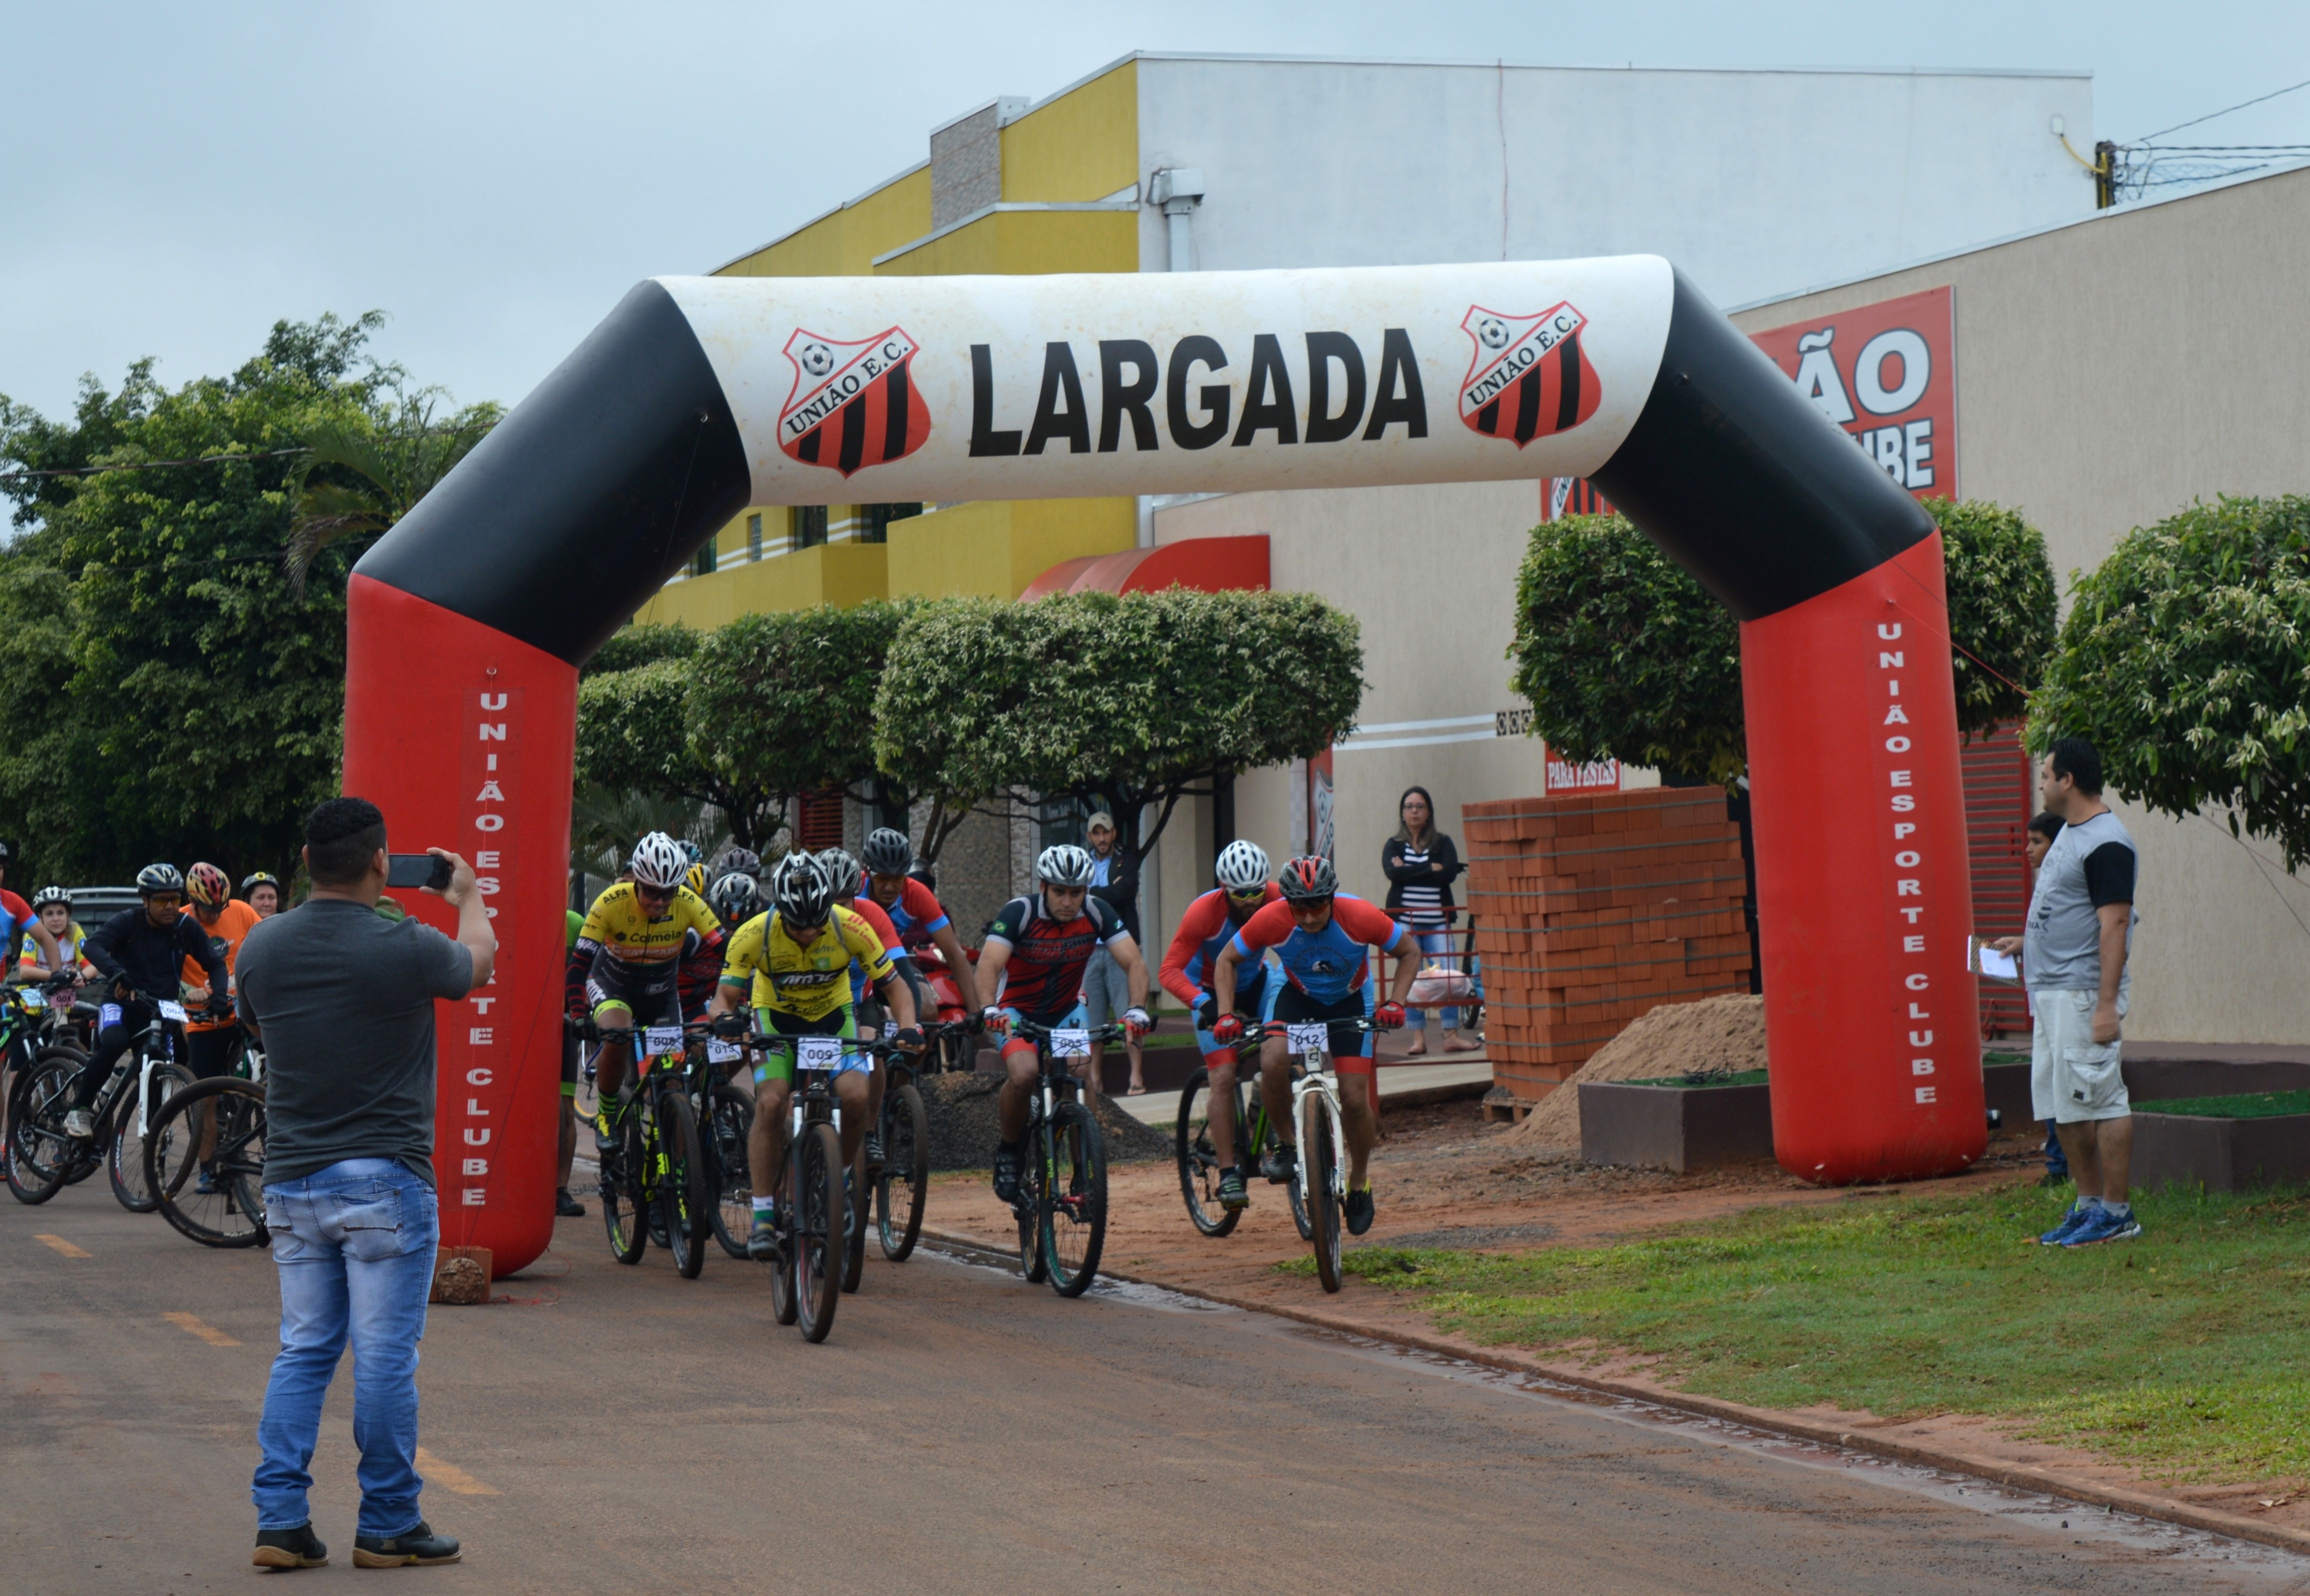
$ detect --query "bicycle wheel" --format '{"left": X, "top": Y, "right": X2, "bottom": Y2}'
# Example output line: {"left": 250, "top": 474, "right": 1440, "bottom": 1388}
{"left": 1015, "top": 1112, "right": 1048, "bottom": 1284}
{"left": 1043, "top": 1100, "right": 1107, "bottom": 1298}
{"left": 571, "top": 1041, "right": 600, "bottom": 1122}
{"left": 840, "top": 1145, "right": 867, "bottom": 1295}
{"left": 794, "top": 1120, "right": 843, "bottom": 1343}
{"left": 875, "top": 1080, "right": 930, "bottom": 1261}
{"left": 654, "top": 1086, "right": 710, "bottom": 1280}
{"left": 708, "top": 1084, "right": 755, "bottom": 1260}
{"left": 4, "top": 1056, "right": 82, "bottom": 1206}
{"left": 1174, "top": 1068, "right": 1240, "bottom": 1239}
{"left": 601, "top": 1102, "right": 646, "bottom": 1265}
{"left": 1302, "top": 1092, "right": 1343, "bottom": 1294}
{"left": 109, "top": 1060, "right": 193, "bottom": 1213}
{"left": 147, "top": 1076, "right": 270, "bottom": 1248}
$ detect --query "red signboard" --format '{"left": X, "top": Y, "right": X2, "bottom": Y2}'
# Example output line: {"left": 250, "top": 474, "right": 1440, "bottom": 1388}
{"left": 1746, "top": 286, "right": 1955, "bottom": 502}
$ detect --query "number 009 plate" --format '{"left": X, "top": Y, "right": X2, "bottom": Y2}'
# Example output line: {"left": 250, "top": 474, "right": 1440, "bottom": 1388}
{"left": 795, "top": 1036, "right": 844, "bottom": 1072}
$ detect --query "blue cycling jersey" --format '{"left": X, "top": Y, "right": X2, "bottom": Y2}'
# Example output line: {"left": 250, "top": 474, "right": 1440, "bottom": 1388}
{"left": 1228, "top": 892, "right": 1406, "bottom": 1006}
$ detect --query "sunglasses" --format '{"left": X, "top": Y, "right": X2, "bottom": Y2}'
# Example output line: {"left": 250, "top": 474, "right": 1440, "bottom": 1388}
{"left": 145, "top": 893, "right": 184, "bottom": 909}
{"left": 1226, "top": 887, "right": 1268, "bottom": 903}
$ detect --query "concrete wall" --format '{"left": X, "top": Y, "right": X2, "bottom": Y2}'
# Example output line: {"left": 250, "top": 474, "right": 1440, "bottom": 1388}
{"left": 1136, "top": 56, "right": 2094, "bottom": 307}
{"left": 1724, "top": 166, "right": 2310, "bottom": 1046}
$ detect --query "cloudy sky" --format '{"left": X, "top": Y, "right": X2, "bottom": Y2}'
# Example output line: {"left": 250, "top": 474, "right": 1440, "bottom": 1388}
{"left": 4, "top": 0, "right": 2304, "bottom": 424}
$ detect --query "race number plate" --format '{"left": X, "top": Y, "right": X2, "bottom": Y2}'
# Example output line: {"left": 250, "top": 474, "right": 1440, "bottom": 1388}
{"left": 1286, "top": 1023, "right": 1331, "bottom": 1056}
{"left": 49, "top": 989, "right": 74, "bottom": 1009}
{"left": 1048, "top": 1028, "right": 1092, "bottom": 1058}
{"left": 706, "top": 1039, "right": 741, "bottom": 1064}
{"left": 796, "top": 1035, "right": 843, "bottom": 1072}
{"left": 158, "top": 1000, "right": 189, "bottom": 1024}
{"left": 642, "top": 1026, "right": 683, "bottom": 1056}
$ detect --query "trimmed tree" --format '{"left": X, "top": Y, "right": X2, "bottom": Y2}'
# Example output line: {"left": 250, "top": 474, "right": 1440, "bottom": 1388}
{"left": 574, "top": 656, "right": 784, "bottom": 854}
{"left": 1508, "top": 500, "right": 2057, "bottom": 784}
{"left": 2030, "top": 494, "right": 2310, "bottom": 866}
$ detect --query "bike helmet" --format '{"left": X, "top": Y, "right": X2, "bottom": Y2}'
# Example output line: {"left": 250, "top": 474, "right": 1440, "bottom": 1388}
{"left": 819, "top": 848, "right": 864, "bottom": 900}
{"left": 240, "top": 870, "right": 280, "bottom": 899}
{"left": 718, "top": 846, "right": 762, "bottom": 880}
{"left": 30, "top": 885, "right": 70, "bottom": 911}
{"left": 686, "top": 862, "right": 709, "bottom": 897}
{"left": 186, "top": 862, "right": 230, "bottom": 907}
{"left": 770, "top": 850, "right": 834, "bottom": 927}
{"left": 627, "top": 832, "right": 687, "bottom": 890}
{"left": 708, "top": 870, "right": 763, "bottom": 927}
{"left": 1276, "top": 854, "right": 1338, "bottom": 902}
{"left": 678, "top": 838, "right": 703, "bottom": 866}
{"left": 1036, "top": 844, "right": 1096, "bottom": 888}
{"left": 136, "top": 862, "right": 186, "bottom": 897}
{"left": 1215, "top": 839, "right": 1270, "bottom": 892}
{"left": 862, "top": 826, "right": 913, "bottom": 877}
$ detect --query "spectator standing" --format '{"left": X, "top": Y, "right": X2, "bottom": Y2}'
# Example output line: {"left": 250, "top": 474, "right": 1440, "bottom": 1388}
{"left": 1989, "top": 740, "right": 2138, "bottom": 1248}
{"left": 2022, "top": 812, "right": 2070, "bottom": 1187}
{"left": 236, "top": 797, "right": 494, "bottom": 1570}
{"left": 1382, "top": 786, "right": 1479, "bottom": 1055}
{"left": 1081, "top": 811, "right": 1148, "bottom": 1094}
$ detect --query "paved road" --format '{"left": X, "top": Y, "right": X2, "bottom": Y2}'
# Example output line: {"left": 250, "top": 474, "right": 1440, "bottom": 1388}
{"left": 4, "top": 1183, "right": 2302, "bottom": 1595}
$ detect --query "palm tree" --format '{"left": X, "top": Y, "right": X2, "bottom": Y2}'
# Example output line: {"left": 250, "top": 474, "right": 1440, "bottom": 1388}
{"left": 284, "top": 394, "right": 500, "bottom": 594}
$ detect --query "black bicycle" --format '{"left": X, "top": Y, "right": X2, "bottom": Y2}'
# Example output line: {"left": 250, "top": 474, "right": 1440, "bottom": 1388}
{"left": 872, "top": 1025, "right": 938, "bottom": 1264}
{"left": 1005, "top": 1018, "right": 1114, "bottom": 1298}
{"left": 749, "top": 1028, "right": 884, "bottom": 1343}
{"left": 145, "top": 1070, "right": 270, "bottom": 1248}
{"left": 679, "top": 1024, "right": 757, "bottom": 1261}
{"left": 8, "top": 988, "right": 198, "bottom": 1212}
{"left": 586, "top": 1018, "right": 712, "bottom": 1279}
{"left": 1176, "top": 1056, "right": 1312, "bottom": 1241}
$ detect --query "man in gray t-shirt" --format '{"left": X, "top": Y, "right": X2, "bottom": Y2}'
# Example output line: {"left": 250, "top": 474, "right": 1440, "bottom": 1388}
{"left": 236, "top": 797, "right": 494, "bottom": 1574}
{"left": 1988, "top": 737, "right": 2140, "bottom": 1250}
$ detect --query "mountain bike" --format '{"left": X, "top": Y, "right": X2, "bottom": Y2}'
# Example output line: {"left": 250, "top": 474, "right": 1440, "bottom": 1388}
{"left": 1264, "top": 1016, "right": 1378, "bottom": 1294}
{"left": 146, "top": 1070, "right": 270, "bottom": 1247}
{"left": 1006, "top": 1018, "right": 1114, "bottom": 1298}
{"left": 8, "top": 990, "right": 197, "bottom": 1212}
{"left": 750, "top": 1028, "right": 885, "bottom": 1344}
{"left": 872, "top": 1026, "right": 937, "bottom": 1262}
{"left": 1176, "top": 1058, "right": 1310, "bottom": 1241}
{"left": 586, "top": 1017, "right": 711, "bottom": 1279}
{"left": 680, "top": 1024, "right": 756, "bottom": 1260}
{"left": 2, "top": 976, "right": 90, "bottom": 1201}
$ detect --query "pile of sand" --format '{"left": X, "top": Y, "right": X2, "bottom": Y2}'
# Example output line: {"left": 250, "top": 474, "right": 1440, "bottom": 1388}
{"left": 1501, "top": 993, "right": 1767, "bottom": 1154}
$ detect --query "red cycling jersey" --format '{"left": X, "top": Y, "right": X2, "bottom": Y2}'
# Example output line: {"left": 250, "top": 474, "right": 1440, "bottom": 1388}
{"left": 1159, "top": 883, "right": 1280, "bottom": 1006}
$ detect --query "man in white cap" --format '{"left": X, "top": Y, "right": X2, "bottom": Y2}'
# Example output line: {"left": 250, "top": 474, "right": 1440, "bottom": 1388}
{"left": 1082, "top": 811, "right": 1147, "bottom": 1094}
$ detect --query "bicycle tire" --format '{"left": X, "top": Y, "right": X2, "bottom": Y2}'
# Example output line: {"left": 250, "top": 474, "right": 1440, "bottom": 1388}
{"left": 146, "top": 1076, "right": 270, "bottom": 1248}
{"left": 875, "top": 1080, "right": 930, "bottom": 1262}
{"left": 840, "top": 1146, "right": 867, "bottom": 1294}
{"left": 1174, "top": 1068, "right": 1241, "bottom": 1239}
{"left": 654, "top": 1086, "right": 710, "bottom": 1280}
{"left": 4, "top": 1057, "right": 80, "bottom": 1206}
{"left": 1043, "top": 1100, "right": 1107, "bottom": 1298}
{"left": 708, "top": 1083, "right": 755, "bottom": 1259}
{"left": 600, "top": 1102, "right": 647, "bottom": 1265}
{"left": 794, "top": 1120, "right": 843, "bottom": 1342}
{"left": 1303, "top": 1094, "right": 1343, "bottom": 1294}
{"left": 108, "top": 1060, "right": 193, "bottom": 1213}
{"left": 1015, "top": 1110, "right": 1048, "bottom": 1284}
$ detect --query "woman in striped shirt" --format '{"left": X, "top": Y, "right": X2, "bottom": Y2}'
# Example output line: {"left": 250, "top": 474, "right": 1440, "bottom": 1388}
{"left": 1382, "top": 786, "right": 1480, "bottom": 1055}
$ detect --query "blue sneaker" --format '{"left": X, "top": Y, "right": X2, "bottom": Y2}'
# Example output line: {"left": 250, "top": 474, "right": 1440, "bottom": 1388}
{"left": 2038, "top": 1203, "right": 2094, "bottom": 1246}
{"left": 2062, "top": 1206, "right": 2142, "bottom": 1248}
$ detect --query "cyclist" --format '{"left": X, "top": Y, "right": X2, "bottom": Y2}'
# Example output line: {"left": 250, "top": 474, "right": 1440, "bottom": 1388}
{"left": 978, "top": 844, "right": 1152, "bottom": 1204}
{"left": 823, "top": 846, "right": 909, "bottom": 1166}
{"left": 0, "top": 845, "right": 70, "bottom": 983}
{"left": 180, "top": 862, "right": 260, "bottom": 1081}
{"left": 70, "top": 864, "right": 230, "bottom": 1140}
{"left": 240, "top": 871, "right": 284, "bottom": 917}
{"left": 860, "top": 828, "right": 983, "bottom": 1022}
{"left": 14, "top": 886, "right": 92, "bottom": 980}
{"left": 1208, "top": 855, "right": 1419, "bottom": 1238}
{"left": 717, "top": 846, "right": 762, "bottom": 882}
{"left": 564, "top": 832, "right": 725, "bottom": 1158}
{"left": 1158, "top": 840, "right": 1282, "bottom": 1212}
{"left": 707, "top": 852, "right": 922, "bottom": 1260}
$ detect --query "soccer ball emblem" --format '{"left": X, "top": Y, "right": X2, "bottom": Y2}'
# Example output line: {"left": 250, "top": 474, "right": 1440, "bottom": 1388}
{"left": 1478, "top": 318, "right": 1510, "bottom": 350}
{"left": 800, "top": 342, "right": 834, "bottom": 376}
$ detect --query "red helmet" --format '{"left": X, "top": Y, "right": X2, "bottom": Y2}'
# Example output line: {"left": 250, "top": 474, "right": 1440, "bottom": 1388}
{"left": 186, "top": 862, "right": 232, "bottom": 907}
{"left": 1276, "top": 855, "right": 1338, "bottom": 902}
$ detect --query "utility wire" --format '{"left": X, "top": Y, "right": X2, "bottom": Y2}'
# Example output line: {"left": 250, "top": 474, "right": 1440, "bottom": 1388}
{"left": 2136, "top": 76, "right": 2310, "bottom": 144}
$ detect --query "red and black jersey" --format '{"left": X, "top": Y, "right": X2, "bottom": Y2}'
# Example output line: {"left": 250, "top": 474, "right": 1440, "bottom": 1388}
{"left": 984, "top": 892, "right": 1128, "bottom": 1024}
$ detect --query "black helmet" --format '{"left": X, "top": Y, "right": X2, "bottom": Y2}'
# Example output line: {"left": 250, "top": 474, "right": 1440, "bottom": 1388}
{"left": 1276, "top": 855, "right": 1338, "bottom": 902}
{"left": 30, "top": 885, "right": 70, "bottom": 912}
{"left": 136, "top": 862, "right": 186, "bottom": 897}
{"left": 770, "top": 852, "right": 834, "bottom": 928}
{"left": 708, "top": 871, "right": 763, "bottom": 927}
{"left": 717, "top": 846, "right": 762, "bottom": 880}
{"left": 862, "top": 828, "right": 912, "bottom": 877}
{"left": 241, "top": 870, "right": 281, "bottom": 898}
{"left": 818, "top": 848, "right": 864, "bottom": 900}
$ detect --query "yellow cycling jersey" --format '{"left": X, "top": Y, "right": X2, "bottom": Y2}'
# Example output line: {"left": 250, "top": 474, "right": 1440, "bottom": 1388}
{"left": 18, "top": 921, "right": 89, "bottom": 969}
{"left": 576, "top": 882, "right": 722, "bottom": 970}
{"left": 720, "top": 906, "right": 893, "bottom": 1022}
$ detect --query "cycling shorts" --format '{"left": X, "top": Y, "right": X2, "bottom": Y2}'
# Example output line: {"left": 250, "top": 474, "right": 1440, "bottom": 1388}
{"left": 997, "top": 1000, "right": 1086, "bottom": 1060}
{"left": 749, "top": 1005, "right": 865, "bottom": 1087}
{"left": 586, "top": 962, "right": 681, "bottom": 1029}
{"left": 561, "top": 1023, "right": 580, "bottom": 1097}
{"left": 1271, "top": 982, "right": 1376, "bottom": 1074}
{"left": 1194, "top": 979, "right": 1282, "bottom": 1062}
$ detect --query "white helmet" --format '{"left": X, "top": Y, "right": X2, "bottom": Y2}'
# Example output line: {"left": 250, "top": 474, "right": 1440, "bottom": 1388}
{"left": 628, "top": 832, "right": 688, "bottom": 890}
{"left": 1036, "top": 844, "right": 1096, "bottom": 888}
{"left": 1214, "top": 840, "right": 1270, "bottom": 893}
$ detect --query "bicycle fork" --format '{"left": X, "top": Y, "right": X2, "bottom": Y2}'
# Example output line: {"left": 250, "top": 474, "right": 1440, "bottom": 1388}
{"left": 1290, "top": 1062, "right": 1346, "bottom": 1208}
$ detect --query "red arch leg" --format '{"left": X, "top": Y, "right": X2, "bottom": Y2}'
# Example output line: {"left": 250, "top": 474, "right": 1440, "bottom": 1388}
{"left": 1740, "top": 533, "right": 1986, "bottom": 1184}
{"left": 344, "top": 574, "right": 574, "bottom": 1276}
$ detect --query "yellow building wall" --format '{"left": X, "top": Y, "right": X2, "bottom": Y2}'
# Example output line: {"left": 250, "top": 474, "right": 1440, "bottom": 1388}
{"left": 1002, "top": 60, "right": 1138, "bottom": 202}
{"left": 886, "top": 497, "right": 1136, "bottom": 600}
{"left": 635, "top": 542, "right": 890, "bottom": 629}
{"left": 874, "top": 208, "right": 1138, "bottom": 277}
{"left": 718, "top": 166, "right": 933, "bottom": 279}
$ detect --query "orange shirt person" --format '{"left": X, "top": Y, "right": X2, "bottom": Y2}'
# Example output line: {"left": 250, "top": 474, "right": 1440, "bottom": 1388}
{"left": 182, "top": 862, "right": 262, "bottom": 1080}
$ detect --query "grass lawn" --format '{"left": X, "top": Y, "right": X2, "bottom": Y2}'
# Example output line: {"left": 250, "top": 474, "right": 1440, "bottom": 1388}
{"left": 1284, "top": 1182, "right": 2310, "bottom": 1482}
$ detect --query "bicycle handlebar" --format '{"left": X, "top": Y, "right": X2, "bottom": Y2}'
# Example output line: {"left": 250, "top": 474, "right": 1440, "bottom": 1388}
{"left": 1008, "top": 1017, "right": 1127, "bottom": 1045}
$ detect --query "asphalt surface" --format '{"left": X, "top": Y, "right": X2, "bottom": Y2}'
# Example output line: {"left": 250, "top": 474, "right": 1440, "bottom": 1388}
{"left": 5, "top": 1181, "right": 2305, "bottom": 1595}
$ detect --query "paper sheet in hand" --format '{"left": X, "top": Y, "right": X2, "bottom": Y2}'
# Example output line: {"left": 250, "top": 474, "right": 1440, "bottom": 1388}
{"left": 1975, "top": 943, "right": 2018, "bottom": 982}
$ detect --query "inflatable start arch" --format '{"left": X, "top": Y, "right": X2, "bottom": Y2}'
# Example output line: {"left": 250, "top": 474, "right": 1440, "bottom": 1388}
{"left": 349, "top": 257, "right": 1980, "bottom": 1276}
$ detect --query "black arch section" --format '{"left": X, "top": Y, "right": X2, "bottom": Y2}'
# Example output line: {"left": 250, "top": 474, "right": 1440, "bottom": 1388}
{"left": 1590, "top": 266, "right": 1936, "bottom": 622}
{"left": 352, "top": 279, "right": 752, "bottom": 667}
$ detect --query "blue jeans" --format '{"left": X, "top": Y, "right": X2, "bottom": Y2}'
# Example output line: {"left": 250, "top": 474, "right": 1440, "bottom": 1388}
{"left": 254, "top": 1158, "right": 438, "bottom": 1536}
{"left": 1406, "top": 930, "right": 1460, "bottom": 1032}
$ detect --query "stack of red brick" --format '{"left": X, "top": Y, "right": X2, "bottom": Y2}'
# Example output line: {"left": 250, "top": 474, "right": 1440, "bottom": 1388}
{"left": 1463, "top": 786, "right": 1753, "bottom": 1104}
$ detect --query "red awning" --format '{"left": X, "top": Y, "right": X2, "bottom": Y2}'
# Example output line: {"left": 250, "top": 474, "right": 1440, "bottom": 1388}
{"left": 1019, "top": 535, "right": 1270, "bottom": 600}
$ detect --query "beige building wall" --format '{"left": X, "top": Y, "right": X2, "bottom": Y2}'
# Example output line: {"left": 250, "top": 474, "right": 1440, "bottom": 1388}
{"left": 1728, "top": 166, "right": 2310, "bottom": 1046}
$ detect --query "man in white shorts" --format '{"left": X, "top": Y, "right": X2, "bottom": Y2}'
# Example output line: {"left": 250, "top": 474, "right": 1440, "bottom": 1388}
{"left": 1992, "top": 736, "right": 2138, "bottom": 1248}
